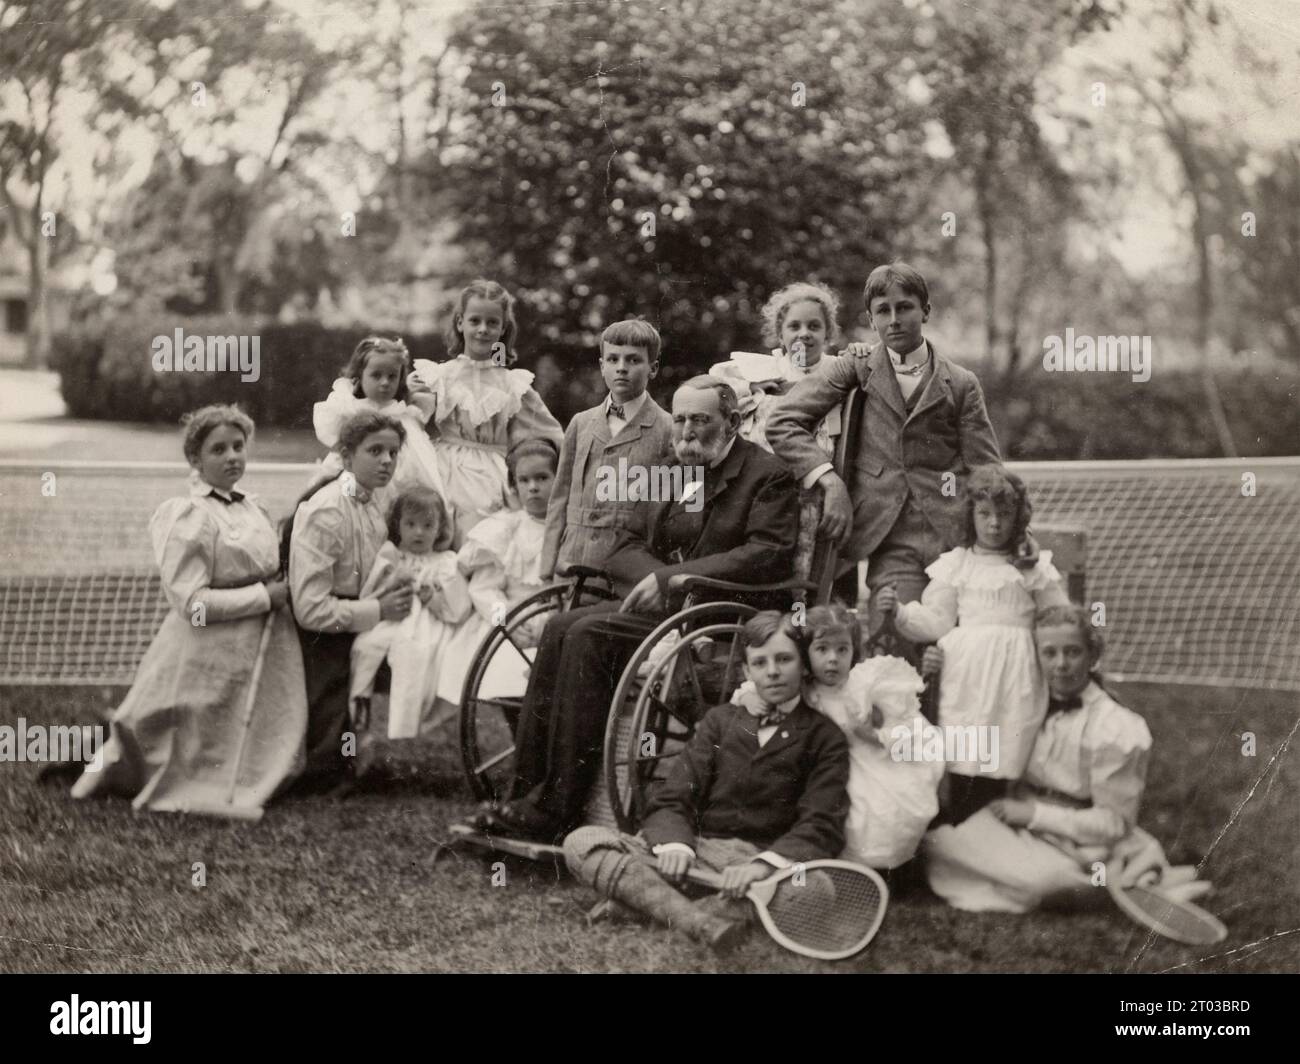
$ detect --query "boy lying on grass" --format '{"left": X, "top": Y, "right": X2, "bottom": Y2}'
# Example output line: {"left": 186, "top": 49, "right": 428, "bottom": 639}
{"left": 563, "top": 610, "right": 849, "bottom": 952}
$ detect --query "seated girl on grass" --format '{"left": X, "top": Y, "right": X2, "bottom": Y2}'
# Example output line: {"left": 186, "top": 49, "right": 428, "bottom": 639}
{"left": 924, "top": 602, "right": 1211, "bottom": 913}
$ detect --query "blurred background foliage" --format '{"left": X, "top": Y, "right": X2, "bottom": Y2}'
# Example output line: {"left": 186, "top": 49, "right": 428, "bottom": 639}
{"left": 4, "top": 0, "right": 1298, "bottom": 457}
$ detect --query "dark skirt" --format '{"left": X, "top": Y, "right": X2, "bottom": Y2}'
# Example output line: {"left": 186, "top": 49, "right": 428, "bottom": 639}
{"left": 295, "top": 626, "right": 358, "bottom": 790}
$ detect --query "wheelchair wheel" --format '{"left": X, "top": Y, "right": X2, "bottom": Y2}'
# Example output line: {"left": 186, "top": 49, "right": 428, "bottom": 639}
{"left": 460, "top": 579, "right": 617, "bottom": 801}
{"left": 603, "top": 602, "right": 757, "bottom": 832}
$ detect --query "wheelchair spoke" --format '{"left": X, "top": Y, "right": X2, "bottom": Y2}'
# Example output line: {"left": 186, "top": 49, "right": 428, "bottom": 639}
{"left": 474, "top": 745, "right": 515, "bottom": 774}
{"left": 681, "top": 648, "right": 708, "bottom": 714}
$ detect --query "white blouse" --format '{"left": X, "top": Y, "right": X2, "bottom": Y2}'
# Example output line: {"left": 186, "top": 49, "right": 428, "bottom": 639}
{"left": 1017, "top": 681, "right": 1152, "bottom": 847}
{"left": 148, "top": 475, "right": 278, "bottom": 622}
{"left": 289, "top": 473, "right": 388, "bottom": 633}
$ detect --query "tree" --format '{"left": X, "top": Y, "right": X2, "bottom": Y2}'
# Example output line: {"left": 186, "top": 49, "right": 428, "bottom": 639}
{"left": 0, "top": 0, "right": 178, "bottom": 364}
{"left": 431, "top": 0, "right": 936, "bottom": 362}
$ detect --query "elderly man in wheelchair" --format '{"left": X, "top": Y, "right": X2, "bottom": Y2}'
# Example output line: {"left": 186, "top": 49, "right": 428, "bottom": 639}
{"left": 466, "top": 375, "right": 801, "bottom": 844}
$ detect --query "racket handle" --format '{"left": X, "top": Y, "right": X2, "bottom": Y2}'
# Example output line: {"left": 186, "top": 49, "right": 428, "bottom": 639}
{"left": 683, "top": 867, "right": 725, "bottom": 890}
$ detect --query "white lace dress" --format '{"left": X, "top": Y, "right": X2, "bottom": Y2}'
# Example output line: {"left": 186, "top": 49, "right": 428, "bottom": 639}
{"left": 806, "top": 656, "right": 944, "bottom": 869}
{"left": 349, "top": 542, "right": 473, "bottom": 738}
{"left": 412, "top": 356, "right": 563, "bottom": 545}
{"left": 437, "top": 508, "right": 550, "bottom": 704}
{"left": 311, "top": 378, "right": 446, "bottom": 502}
{"left": 894, "top": 547, "right": 1069, "bottom": 779}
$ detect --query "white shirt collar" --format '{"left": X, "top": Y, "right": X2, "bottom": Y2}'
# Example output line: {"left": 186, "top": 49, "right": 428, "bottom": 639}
{"left": 607, "top": 391, "right": 648, "bottom": 420}
{"left": 887, "top": 339, "right": 929, "bottom": 369}
{"left": 188, "top": 473, "right": 246, "bottom": 502}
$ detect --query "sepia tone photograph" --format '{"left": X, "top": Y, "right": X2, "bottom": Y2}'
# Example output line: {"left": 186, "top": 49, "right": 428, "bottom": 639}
{"left": 0, "top": 0, "right": 1296, "bottom": 989}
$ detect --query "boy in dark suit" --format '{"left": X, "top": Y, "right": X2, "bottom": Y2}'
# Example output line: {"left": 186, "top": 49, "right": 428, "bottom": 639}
{"left": 540, "top": 318, "right": 674, "bottom": 580}
{"left": 767, "top": 262, "right": 1003, "bottom": 643}
{"left": 563, "top": 611, "right": 849, "bottom": 952}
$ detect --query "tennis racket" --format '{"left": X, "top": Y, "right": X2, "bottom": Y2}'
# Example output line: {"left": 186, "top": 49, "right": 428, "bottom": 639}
{"left": 687, "top": 859, "right": 888, "bottom": 960}
{"left": 1105, "top": 861, "right": 1228, "bottom": 946}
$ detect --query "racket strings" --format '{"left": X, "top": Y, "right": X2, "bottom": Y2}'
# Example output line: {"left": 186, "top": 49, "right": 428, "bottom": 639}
{"left": 1123, "top": 884, "right": 1226, "bottom": 945}
{"left": 764, "top": 868, "right": 884, "bottom": 953}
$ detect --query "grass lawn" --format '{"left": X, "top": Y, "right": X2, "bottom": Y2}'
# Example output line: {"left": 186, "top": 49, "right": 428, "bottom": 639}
{"left": 1, "top": 682, "right": 1296, "bottom": 974}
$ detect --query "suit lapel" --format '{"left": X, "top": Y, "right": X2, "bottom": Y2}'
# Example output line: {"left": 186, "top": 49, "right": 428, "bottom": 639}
{"left": 865, "top": 344, "right": 906, "bottom": 420}
{"left": 589, "top": 406, "right": 613, "bottom": 447}
{"left": 904, "top": 344, "right": 953, "bottom": 425}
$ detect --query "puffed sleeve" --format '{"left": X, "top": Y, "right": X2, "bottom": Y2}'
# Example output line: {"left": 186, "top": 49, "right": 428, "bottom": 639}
{"left": 458, "top": 520, "right": 511, "bottom": 625}
{"left": 149, "top": 498, "right": 272, "bottom": 623}
{"left": 1028, "top": 704, "right": 1153, "bottom": 847}
{"left": 313, "top": 379, "right": 361, "bottom": 450}
{"left": 506, "top": 382, "right": 565, "bottom": 452}
{"left": 429, "top": 552, "right": 473, "bottom": 624}
{"left": 848, "top": 656, "right": 925, "bottom": 731}
{"left": 290, "top": 498, "right": 381, "bottom": 633}
{"left": 1026, "top": 550, "right": 1071, "bottom": 608}
{"left": 359, "top": 541, "right": 404, "bottom": 599}
{"left": 894, "top": 551, "right": 962, "bottom": 643}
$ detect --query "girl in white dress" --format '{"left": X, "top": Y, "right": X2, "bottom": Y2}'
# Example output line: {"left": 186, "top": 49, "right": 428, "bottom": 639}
{"left": 349, "top": 488, "right": 473, "bottom": 740}
{"left": 730, "top": 604, "right": 943, "bottom": 870}
{"left": 410, "top": 280, "right": 564, "bottom": 546}
{"left": 72, "top": 405, "right": 307, "bottom": 817}
{"left": 438, "top": 438, "right": 558, "bottom": 705}
{"left": 312, "top": 335, "right": 444, "bottom": 501}
{"left": 925, "top": 603, "right": 1211, "bottom": 912}
{"left": 878, "top": 464, "right": 1070, "bottom": 823}
{"left": 708, "top": 281, "right": 843, "bottom": 454}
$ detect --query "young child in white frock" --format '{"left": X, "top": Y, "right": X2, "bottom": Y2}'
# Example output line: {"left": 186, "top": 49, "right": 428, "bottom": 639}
{"left": 731, "top": 605, "right": 944, "bottom": 870}
{"left": 409, "top": 280, "right": 564, "bottom": 546}
{"left": 877, "top": 464, "right": 1070, "bottom": 824}
{"left": 925, "top": 603, "right": 1212, "bottom": 912}
{"left": 436, "top": 438, "right": 559, "bottom": 705}
{"left": 708, "top": 281, "right": 844, "bottom": 455}
{"left": 349, "top": 488, "right": 472, "bottom": 740}
{"left": 313, "top": 336, "right": 444, "bottom": 502}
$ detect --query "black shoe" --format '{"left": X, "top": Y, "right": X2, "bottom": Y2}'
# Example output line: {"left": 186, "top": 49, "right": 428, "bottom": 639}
{"left": 482, "top": 800, "right": 564, "bottom": 844}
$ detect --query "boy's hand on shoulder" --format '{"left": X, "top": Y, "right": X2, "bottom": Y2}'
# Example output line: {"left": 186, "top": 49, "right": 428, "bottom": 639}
{"left": 657, "top": 848, "right": 693, "bottom": 883}
{"left": 838, "top": 342, "right": 873, "bottom": 359}
{"left": 874, "top": 585, "right": 898, "bottom": 616}
{"left": 1012, "top": 530, "right": 1040, "bottom": 571}
{"left": 720, "top": 860, "right": 774, "bottom": 898}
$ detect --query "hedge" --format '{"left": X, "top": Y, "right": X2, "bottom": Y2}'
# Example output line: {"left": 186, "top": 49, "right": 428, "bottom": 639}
{"left": 51, "top": 315, "right": 1299, "bottom": 459}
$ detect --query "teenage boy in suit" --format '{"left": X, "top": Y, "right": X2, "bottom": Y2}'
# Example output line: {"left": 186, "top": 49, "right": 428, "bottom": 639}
{"left": 767, "top": 262, "right": 1003, "bottom": 642}
{"left": 541, "top": 318, "right": 674, "bottom": 580}
{"left": 563, "top": 610, "right": 849, "bottom": 952}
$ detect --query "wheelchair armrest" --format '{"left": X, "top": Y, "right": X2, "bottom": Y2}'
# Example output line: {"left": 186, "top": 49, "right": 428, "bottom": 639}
{"left": 556, "top": 564, "right": 610, "bottom": 581}
{"left": 674, "top": 575, "right": 817, "bottom": 596}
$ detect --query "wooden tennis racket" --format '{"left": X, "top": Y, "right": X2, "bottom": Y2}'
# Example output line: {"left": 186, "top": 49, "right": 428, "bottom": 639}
{"left": 1105, "top": 861, "right": 1227, "bottom": 945}
{"left": 687, "top": 859, "right": 889, "bottom": 960}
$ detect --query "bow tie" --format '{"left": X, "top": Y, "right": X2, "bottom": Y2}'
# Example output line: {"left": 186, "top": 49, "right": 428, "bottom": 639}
{"left": 608, "top": 402, "right": 626, "bottom": 419}
{"left": 756, "top": 705, "right": 794, "bottom": 728}
{"left": 1047, "top": 694, "right": 1082, "bottom": 716}
{"left": 210, "top": 489, "right": 246, "bottom": 505}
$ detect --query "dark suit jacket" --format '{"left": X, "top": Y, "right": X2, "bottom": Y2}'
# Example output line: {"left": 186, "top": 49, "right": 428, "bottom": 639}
{"left": 641, "top": 701, "right": 850, "bottom": 863}
{"left": 540, "top": 395, "right": 674, "bottom": 579}
{"left": 603, "top": 436, "right": 799, "bottom": 599}
{"left": 766, "top": 341, "right": 1001, "bottom": 562}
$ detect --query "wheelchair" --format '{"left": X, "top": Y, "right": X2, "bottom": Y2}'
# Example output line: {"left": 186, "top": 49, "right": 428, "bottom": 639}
{"left": 458, "top": 567, "right": 618, "bottom": 801}
{"left": 453, "top": 386, "right": 940, "bottom": 850}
